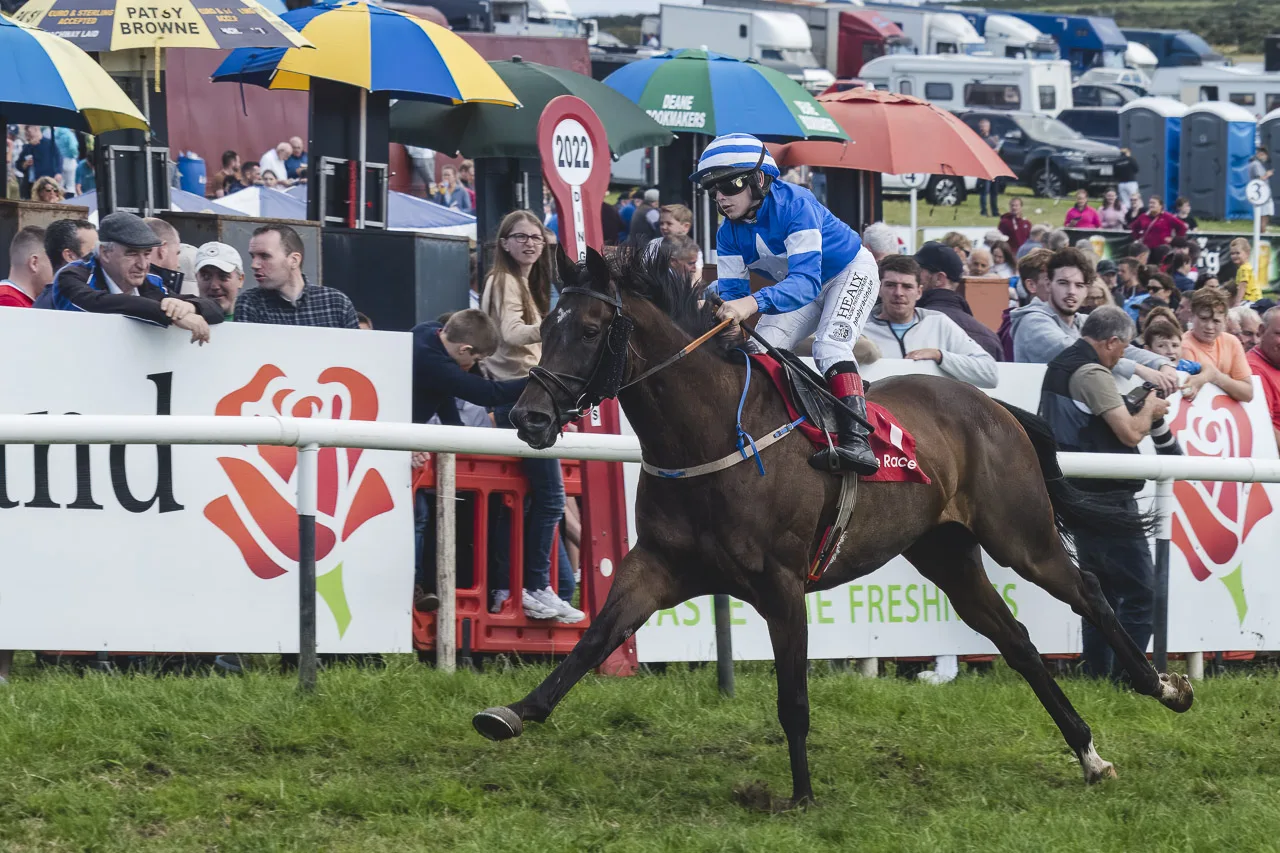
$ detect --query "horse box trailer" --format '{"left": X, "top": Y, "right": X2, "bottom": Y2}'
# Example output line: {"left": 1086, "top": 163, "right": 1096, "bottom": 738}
{"left": 658, "top": 4, "right": 834, "bottom": 92}
{"left": 1152, "top": 65, "right": 1280, "bottom": 119}
{"left": 859, "top": 55, "right": 1073, "bottom": 116}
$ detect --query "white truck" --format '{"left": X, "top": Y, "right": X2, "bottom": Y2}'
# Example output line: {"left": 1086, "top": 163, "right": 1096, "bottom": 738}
{"left": 658, "top": 4, "right": 835, "bottom": 93}
{"left": 861, "top": 4, "right": 985, "bottom": 57}
{"left": 975, "top": 14, "right": 1058, "bottom": 60}
{"left": 490, "top": 0, "right": 583, "bottom": 38}
{"left": 859, "top": 54, "right": 1074, "bottom": 116}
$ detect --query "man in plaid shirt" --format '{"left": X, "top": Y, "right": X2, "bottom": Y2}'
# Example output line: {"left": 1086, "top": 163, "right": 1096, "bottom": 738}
{"left": 235, "top": 224, "right": 359, "bottom": 328}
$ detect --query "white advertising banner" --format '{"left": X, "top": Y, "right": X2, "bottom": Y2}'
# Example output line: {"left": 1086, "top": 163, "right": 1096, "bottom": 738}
{"left": 633, "top": 360, "right": 1280, "bottom": 662}
{"left": 0, "top": 310, "right": 414, "bottom": 653}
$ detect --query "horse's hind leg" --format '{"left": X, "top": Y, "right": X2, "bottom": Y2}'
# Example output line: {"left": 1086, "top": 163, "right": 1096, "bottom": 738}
{"left": 977, "top": 513, "right": 1193, "bottom": 714}
{"left": 905, "top": 525, "right": 1115, "bottom": 784}
{"left": 473, "top": 546, "right": 685, "bottom": 740}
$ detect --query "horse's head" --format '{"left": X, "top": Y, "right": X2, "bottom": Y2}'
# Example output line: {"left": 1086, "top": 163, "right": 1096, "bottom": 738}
{"left": 511, "top": 246, "right": 630, "bottom": 449}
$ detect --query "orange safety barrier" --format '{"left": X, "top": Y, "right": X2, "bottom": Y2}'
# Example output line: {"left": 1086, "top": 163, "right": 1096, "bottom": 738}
{"left": 412, "top": 453, "right": 594, "bottom": 657}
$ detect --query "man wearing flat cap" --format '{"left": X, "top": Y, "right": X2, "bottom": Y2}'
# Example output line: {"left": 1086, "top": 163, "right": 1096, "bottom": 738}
{"left": 40, "top": 212, "right": 224, "bottom": 344}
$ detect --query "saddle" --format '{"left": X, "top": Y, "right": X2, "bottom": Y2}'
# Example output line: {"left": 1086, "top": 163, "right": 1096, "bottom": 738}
{"left": 772, "top": 347, "right": 843, "bottom": 436}
{"left": 749, "top": 351, "right": 930, "bottom": 487}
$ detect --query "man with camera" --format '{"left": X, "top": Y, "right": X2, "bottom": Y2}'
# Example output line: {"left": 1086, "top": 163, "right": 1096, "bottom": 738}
{"left": 1039, "top": 305, "right": 1169, "bottom": 679}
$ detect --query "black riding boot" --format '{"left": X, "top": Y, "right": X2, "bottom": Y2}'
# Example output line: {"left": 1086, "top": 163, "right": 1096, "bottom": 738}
{"left": 809, "top": 363, "right": 880, "bottom": 476}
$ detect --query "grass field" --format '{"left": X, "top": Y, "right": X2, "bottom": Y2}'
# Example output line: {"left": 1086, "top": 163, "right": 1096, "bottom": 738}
{"left": 3, "top": 658, "right": 1280, "bottom": 851}
{"left": 880, "top": 185, "right": 1248, "bottom": 235}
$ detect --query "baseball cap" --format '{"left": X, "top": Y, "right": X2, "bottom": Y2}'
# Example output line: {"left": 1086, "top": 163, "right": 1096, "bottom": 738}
{"left": 1096, "top": 259, "right": 1117, "bottom": 276}
{"left": 914, "top": 241, "right": 965, "bottom": 283}
{"left": 195, "top": 241, "right": 243, "bottom": 274}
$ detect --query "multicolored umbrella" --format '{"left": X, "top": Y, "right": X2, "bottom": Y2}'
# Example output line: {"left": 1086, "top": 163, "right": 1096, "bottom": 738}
{"left": 212, "top": 1, "right": 518, "bottom": 106}
{"left": 0, "top": 14, "right": 147, "bottom": 133}
{"left": 390, "top": 56, "right": 671, "bottom": 159}
{"left": 10, "top": 0, "right": 310, "bottom": 52}
{"left": 603, "top": 49, "right": 847, "bottom": 142}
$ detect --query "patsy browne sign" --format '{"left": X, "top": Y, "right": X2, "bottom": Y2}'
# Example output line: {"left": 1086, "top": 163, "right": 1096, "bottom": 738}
{"left": 632, "top": 361, "right": 1280, "bottom": 662}
{"left": 0, "top": 310, "right": 413, "bottom": 653}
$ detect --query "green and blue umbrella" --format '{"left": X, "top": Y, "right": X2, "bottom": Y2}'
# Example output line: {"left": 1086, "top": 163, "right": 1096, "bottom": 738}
{"left": 604, "top": 49, "right": 847, "bottom": 142}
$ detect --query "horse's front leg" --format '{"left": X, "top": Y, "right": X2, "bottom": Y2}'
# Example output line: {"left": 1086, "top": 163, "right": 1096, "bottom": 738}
{"left": 473, "top": 545, "right": 684, "bottom": 740}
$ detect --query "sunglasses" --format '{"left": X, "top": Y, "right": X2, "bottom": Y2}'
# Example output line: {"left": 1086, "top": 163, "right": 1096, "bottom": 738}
{"left": 709, "top": 174, "right": 753, "bottom": 197}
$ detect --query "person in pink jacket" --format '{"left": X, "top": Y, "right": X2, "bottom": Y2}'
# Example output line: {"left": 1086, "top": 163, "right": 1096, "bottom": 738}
{"left": 1129, "top": 196, "right": 1188, "bottom": 249}
{"left": 1063, "top": 189, "right": 1101, "bottom": 228}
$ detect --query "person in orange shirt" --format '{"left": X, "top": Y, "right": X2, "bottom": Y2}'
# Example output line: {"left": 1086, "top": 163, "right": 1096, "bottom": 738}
{"left": 1180, "top": 287, "right": 1254, "bottom": 402}
{"left": 1246, "top": 307, "right": 1280, "bottom": 450}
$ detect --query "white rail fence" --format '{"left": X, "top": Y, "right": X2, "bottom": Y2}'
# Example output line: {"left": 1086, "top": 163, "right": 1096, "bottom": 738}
{"left": 2, "top": 414, "right": 1278, "bottom": 688}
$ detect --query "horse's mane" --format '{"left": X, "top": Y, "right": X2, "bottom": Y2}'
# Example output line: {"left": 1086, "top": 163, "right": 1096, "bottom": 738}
{"left": 606, "top": 242, "right": 742, "bottom": 357}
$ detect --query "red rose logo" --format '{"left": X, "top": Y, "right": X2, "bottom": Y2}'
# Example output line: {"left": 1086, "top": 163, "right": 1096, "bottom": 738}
{"left": 204, "top": 365, "right": 396, "bottom": 636}
{"left": 1169, "top": 392, "right": 1273, "bottom": 622}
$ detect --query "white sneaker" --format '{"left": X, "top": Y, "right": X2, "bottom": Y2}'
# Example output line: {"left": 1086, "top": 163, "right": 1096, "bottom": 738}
{"left": 533, "top": 587, "right": 585, "bottom": 624}
{"left": 490, "top": 589, "right": 510, "bottom": 614}
{"left": 521, "top": 589, "right": 559, "bottom": 620}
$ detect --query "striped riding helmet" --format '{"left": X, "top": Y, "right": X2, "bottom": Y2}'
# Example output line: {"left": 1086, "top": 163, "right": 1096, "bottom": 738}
{"left": 689, "top": 133, "right": 781, "bottom": 189}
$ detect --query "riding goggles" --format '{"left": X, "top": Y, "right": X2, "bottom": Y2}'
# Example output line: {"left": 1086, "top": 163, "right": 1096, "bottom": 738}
{"left": 707, "top": 174, "right": 754, "bottom": 197}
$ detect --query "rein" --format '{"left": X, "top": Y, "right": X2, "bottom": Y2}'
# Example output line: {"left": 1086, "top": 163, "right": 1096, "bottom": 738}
{"left": 527, "top": 286, "right": 732, "bottom": 423}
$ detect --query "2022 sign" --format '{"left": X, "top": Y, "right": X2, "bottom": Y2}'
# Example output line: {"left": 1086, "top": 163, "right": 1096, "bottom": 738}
{"left": 551, "top": 118, "right": 593, "bottom": 187}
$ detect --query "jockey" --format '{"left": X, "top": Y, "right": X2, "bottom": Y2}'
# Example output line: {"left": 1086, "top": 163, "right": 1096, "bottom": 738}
{"left": 692, "top": 133, "right": 881, "bottom": 476}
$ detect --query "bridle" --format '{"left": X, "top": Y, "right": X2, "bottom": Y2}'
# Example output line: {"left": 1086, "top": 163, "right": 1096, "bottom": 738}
{"left": 526, "top": 286, "right": 732, "bottom": 426}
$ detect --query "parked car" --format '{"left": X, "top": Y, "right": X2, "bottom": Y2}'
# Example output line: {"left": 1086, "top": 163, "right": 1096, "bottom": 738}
{"left": 1072, "top": 82, "right": 1137, "bottom": 107}
{"left": 881, "top": 171, "right": 974, "bottom": 206}
{"left": 1056, "top": 107, "right": 1121, "bottom": 147}
{"left": 960, "top": 110, "right": 1126, "bottom": 197}
{"left": 1076, "top": 66, "right": 1152, "bottom": 95}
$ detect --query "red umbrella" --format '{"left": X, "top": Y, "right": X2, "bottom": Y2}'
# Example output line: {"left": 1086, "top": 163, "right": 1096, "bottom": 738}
{"left": 774, "top": 88, "right": 1014, "bottom": 180}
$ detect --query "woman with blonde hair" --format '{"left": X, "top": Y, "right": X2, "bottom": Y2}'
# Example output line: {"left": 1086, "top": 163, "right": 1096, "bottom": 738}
{"left": 480, "top": 210, "right": 584, "bottom": 624}
{"left": 31, "top": 175, "right": 63, "bottom": 204}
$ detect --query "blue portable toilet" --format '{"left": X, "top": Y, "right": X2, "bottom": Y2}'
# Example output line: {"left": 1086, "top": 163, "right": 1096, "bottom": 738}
{"left": 1119, "top": 97, "right": 1186, "bottom": 207}
{"left": 176, "top": 152, "right": 206, "bottom": 197}
{"left": 1179, "top": 102, "right": 1256, "bottom": 221}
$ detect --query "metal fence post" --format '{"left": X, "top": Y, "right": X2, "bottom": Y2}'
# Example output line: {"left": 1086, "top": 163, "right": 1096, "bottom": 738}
{"left": 1153, "top": 478, "right": 1173, "bottom": 672}
{"left": 713, "top": 594, "right": 734, "bottom": 697}
{"left": 436, "top": 452, "right": 457, "bottom": 673}
{"left": 297, "top": 443, "right": 319, "bottom": 693}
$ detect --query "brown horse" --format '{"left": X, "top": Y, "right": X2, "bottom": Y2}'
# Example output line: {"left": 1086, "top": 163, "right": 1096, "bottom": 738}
{"left": 472, "top": 247, "right": 1193, "bottom": 808}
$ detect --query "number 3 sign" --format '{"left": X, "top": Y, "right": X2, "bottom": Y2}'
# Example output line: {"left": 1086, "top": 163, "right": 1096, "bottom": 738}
{"left": 538, "top": 96, "right": 610, "bottom": 262}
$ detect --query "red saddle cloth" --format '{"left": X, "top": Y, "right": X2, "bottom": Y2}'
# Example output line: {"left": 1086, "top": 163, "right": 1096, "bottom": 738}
{"left": 750, "top": 354, "right": 930, "bottom": 484}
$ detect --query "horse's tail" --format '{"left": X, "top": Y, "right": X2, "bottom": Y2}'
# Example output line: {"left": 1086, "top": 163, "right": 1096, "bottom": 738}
{"left": 994, "top": 399, "right": 1156, "bottom": 541}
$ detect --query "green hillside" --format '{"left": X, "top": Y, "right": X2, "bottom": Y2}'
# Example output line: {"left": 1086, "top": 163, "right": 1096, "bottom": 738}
{"left": 960, "top": 0, "right": 1271, "bottom": 55}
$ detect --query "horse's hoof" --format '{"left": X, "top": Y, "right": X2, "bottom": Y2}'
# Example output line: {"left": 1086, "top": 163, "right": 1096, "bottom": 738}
{"left": 1084, "top": 761, "right": 1117, "bottom": 785}
{"left": 1079, "top": 741, "right": 1117, "bottom": 785}
{"left": 473, "top": 706, "right": 523, "bottom": 741}
{"left": 1157, "top": 672, "right": 1194, "bottom": 713}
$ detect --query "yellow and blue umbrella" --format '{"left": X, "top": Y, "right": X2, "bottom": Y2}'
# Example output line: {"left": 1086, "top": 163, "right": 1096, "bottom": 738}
{"left": 0, "top": 14, "right": 147, "bottom": 133}
{"left": 11, "top": 0, "right": 310, "bottom": 52}
{"left": 212, "top": 1, "right": 519, "bottom": 106}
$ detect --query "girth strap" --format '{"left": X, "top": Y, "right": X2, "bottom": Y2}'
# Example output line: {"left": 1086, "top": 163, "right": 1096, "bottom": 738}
{"left": 641, "top": 417, "right": 806, "bottom": 479}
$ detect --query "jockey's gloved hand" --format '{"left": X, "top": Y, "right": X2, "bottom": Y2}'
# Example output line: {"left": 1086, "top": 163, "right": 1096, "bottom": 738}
{"left": 716, "top": 294, "right": 760, "bottom": 326}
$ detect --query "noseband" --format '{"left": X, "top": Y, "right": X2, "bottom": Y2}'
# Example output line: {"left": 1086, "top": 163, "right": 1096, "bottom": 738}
{"left": 526, "top": 287, "right": 733, "bottom": 426}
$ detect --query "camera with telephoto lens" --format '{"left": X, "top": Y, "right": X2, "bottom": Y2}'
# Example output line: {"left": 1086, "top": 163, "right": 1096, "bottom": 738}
{"left": 1123, "top": 381, "right": 1183, "bottom": 456}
